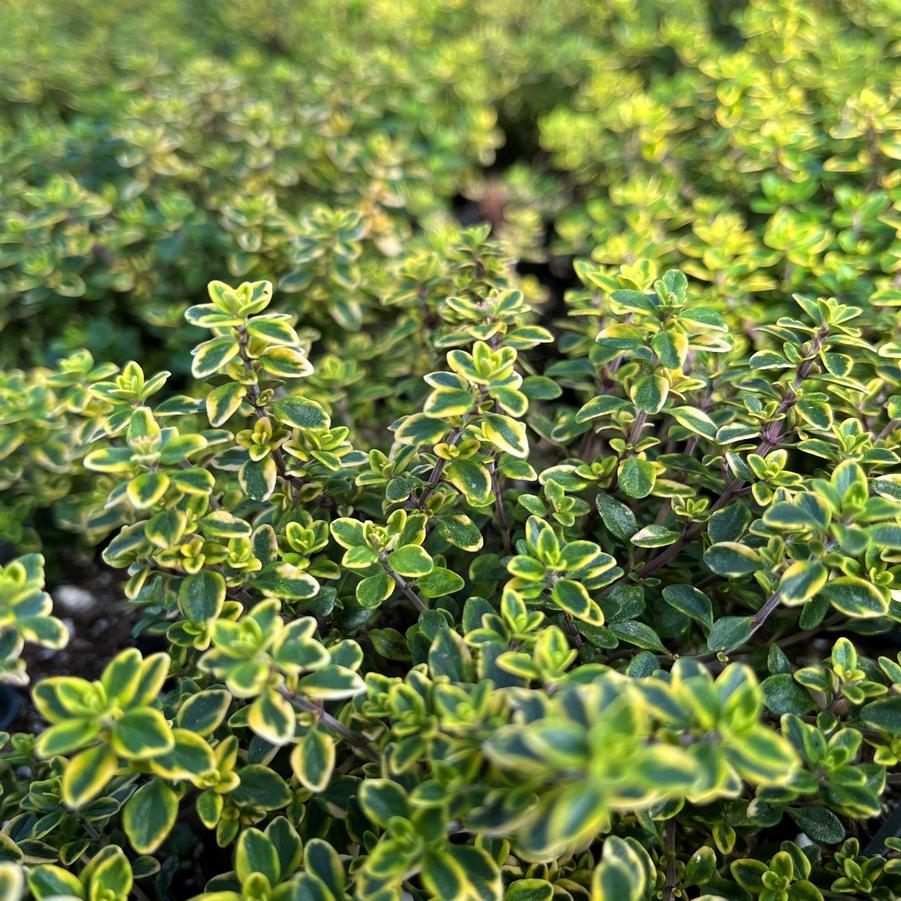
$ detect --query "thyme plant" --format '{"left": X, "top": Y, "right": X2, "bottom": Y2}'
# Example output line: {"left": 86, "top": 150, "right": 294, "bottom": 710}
{"left": 0, "top": 266, "right": 899, "bottom": 899}
{"left": 0, "top": 0, "right": 899, "bottom": 898}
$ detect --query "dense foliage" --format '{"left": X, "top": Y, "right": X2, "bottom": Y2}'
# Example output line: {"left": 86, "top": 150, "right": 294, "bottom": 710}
{"left": 0, "top": 0, "right": 900, "bottom": 899}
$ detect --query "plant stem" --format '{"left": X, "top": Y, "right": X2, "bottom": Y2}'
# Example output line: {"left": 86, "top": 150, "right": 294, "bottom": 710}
{"left": 414, "top": 415, "right": 482, "bottom": 511}
{"left": 489, "top": 458, "right": 511, "bottom": 555}
{"left": 237, "top": 328, "right": 306, "bottom": 500}
{"left": 279, "top": 686, "right": 379, "bottom": 762}
{"left": 747, "top": 590, "right": 782, "bottom": 643}
{"left": 627, "top": 409, "right": 647, "bottom": 447}
{"left": 876, "top": 418, "right": 899, "bottom": 441}
{"left": 383, "top": 562, "right": 428, "bottom": 612}
{"left": 663, "top": 819, "right": 678, "bottom": 901}
{"left": 774, "top": 612, "right": 843, "bottom": 649}
{"left": 606, "top": 341, "right": 825, "bottom": 591}
{"left": 412, "top": 391, "right": 488, "bottom": 510}
{"left": 563, "top": 614, "right": 583, "bottom": 648}
{"left": 602, "top": 486, "right": 739, "bottom": 596}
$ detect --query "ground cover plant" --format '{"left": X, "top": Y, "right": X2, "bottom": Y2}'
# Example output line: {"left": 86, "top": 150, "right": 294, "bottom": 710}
{"left": 0, "top": 0, "right": 900, "bottom": 898}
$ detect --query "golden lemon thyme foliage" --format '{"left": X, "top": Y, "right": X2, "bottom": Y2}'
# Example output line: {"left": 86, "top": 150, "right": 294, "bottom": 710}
{"left": 0, "top": 0, "right": 899, "bottom": 898}
{"left": 0, "top": 271, "right": 898, "bottom": 899}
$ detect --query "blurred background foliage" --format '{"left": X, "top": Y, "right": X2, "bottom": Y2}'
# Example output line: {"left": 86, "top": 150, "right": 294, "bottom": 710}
{"left": 0, "top": 0, "right": 899, "bottom": 556}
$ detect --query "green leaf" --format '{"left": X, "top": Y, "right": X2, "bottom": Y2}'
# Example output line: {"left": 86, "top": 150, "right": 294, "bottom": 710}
{"left": 575, "top": 395, "right": 628, "bottom": 423}
{"left": 260, "top": 345, "right": 314, "bottom": 378}
{"left": 299, "top": 665, "right": 365, "bottom": 700}
{"left": 779, "top": 560, "right": 828, "bottom": 605}
{"left": 797, "top": 398, "right": 833, "bottom": 430}
{"left": 271, "top": 396, "right": 331, "bottom": 430}
{"left": 417, "top": 567, "right": 465, "bottom": 598}
{"left": 608, "top": 621, "right": 667, "bottom": 654}
{"left": 123, "top": 780, "right": 178, "bottom": 854}
{"left": 670, "top": 405, "right": 717, "bottom": 439}
{"left": 630, "top": 524, "right": 680, "bottom": 547}
{"left": 859, "top": 696, "right": 901, "bottom": 734}
{"left": 724, "top": 726, "right": 797, "bottom": 784}
{"left": 247, "top": 315, "right": 298, "bottom": 346}
{"left": 445, "top": 459, "right": 492, "bottom": 505}
{"left": 27, "top": 864, "right": 82, "bottom": 898}
{"left": 482, "top": 412, "right": 529, "bottom": 458}
{"left": 62, "top": 744, "right": 118, "bottom": 808}
{"left": 170, "top": 467, "right": 215, "bottom": 496}
{"left": 196, "top": 790, "right": 223, "bottom": 829}
{"left": 84, "top": 447, "right": 134, "bottom": 473}
{"left": 788, "top": 806, "right": 845, "bottom": 844}
{"left": 133, "top": 653, "right": 171, "bottom": 706}
{"left": 611, "top": 289, "right": 657, "bottom": 314}
{"left": 764, "top": 501, "right": 822, "bottom": 531}
{"left": 703, "top": 542, "right": 761, "bottom": 576}
{"left": 707, "top": 616, "right": 752, "bottom": 652}
{"left": 435, "top": 514, "right": 483, "bottom": 551}
{"left": 684, "top": 846, "right": 717, "bottom": 886}
{"left": 206, "top": 382, "right": 247, "bottom": 427}
{"left": 248, "top": 688, "right": 296, "bottom": 745}
{"left": 359, "top": 780, "right": 410, "bottom": 828}
{"left": 110, "top": 708, "right": 174, "bottom": 760}
{"left": 618, "top": 458, "right": 655, "bottom": 499}
{"left": 831, "top": 459, "right": 867, "bottom": 501}
{"left": 661, "top": 585, "right": 713, "bottom": 629}
{"left": 592, "top": 836, "right": 646, "bottom": 901}
{"left": 708, "top": 503, "right": 751, "bottom": 542}
{"left": 146, "top": 509, "right": 187, "bottom": 549}
{"left": 127, "top": 472, "right": 170, "bottom": 510}
{"left": 761, "top": 674, "right": 816, "bottom": 715}
{"left": 290, "top": 730, "right": 335, "bottom": 792}
{"left": 394, "top": 413, "right": 448, "bottom": 445}
{"left": 191, "top": 336, "right": 239, "bottom": 379}
{"left": 177, "top": 572, "right": 225, "bottom": 623}
{"left": 330, "top": 518, "right": 365, "bottom": 548}
{"left": 596, "top": 494, "right": 638, "bottom": 541}
{"left": 356, "top": 571, "right": 394, "bottom": 609}
{"left": 652, "top": 331, "right": 682, "bottom": 368}
{"left": 820, "top": 576, "right": 888, "bottom": 618}
{"left": 239, "top": 456, "right": 277, "bottom": 501}
{"left": 422, "top": 850, "right": 467, "bottom": 899}
{"left": 88, "top": 846, "right": 132, "bottom": 898}
{"left": 388, "top": 545, "right": 433, "bottom": 578}
{"left": 429, "top": 628, "right": 471, "bottom": 682}
{"left": 424, "top": 388, "right": 474, "bottom": 417}
{"left": 870, "top": 525, "right": 901, "bottom": 548}
{"left": 230, "top": 765, "right": 292, "bottom": 810}
{"left": 506, "top": 879, "right": 555, "bottom": 901}
{"left": 236, "top": 828, "right": 280, "bottom": 886}
{"left": 158, "top": 433, "right": 207, "bottom": 466}
{"left": 552, "top": 579, "right": 603, "bottom": 625}
{"left": 304, "top": 839, "right": 345, "bottom": 897}
{"left": 175, "top": 689, "right": 232, "bottom": 735}
{"left": 343, "top": 545, "right": 378, "bottom": 569}
{"left": 34, "top": 719, "right": 100, "bottom": 758}
{"left": 369, "top": 628, "right": 411, "bottom": 661}
{"left": 630, "top": 375, "right": 668, "bottom": 414}
{"left": 255, "top": 563, "right": 319, "bottom": 601}
{"left": 33, "top": 676, "right": 94, "bottom": 723}
{"left": 731, "top": 859, "right": 767, "bottom": 891}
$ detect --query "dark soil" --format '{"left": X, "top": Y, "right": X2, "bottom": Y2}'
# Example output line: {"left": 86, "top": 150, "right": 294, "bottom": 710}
{"left": 10, "top": 555, "right": 135, "bottom": 735}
